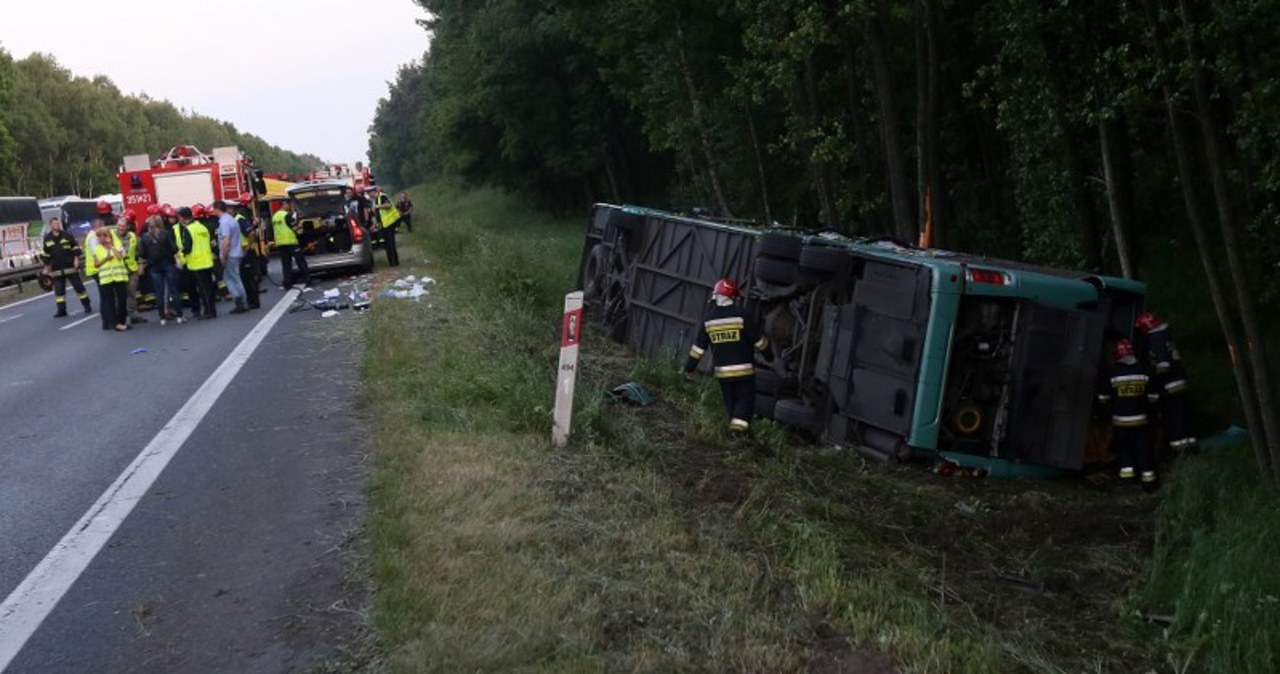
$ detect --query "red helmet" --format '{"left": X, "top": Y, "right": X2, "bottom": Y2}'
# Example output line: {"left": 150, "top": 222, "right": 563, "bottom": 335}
{"left": 1113, "top": 338, "right": 1135, "bottom": 361}
{"left": 713, "top": 277, "right": 739, "bottom": 300}
{"left": 121, "top": 211, "right": 136, "bottom": 222}
{"left": 161, "top": 204, "right": 176, "bottom": 218}
{"left": 1135, "top": 311, "right": 1161, "bottom": 334}
{"left": 95, "top": 200, "right": 113, "bottom": 215}
{"left": 191, "top": 203, "right": 207, "bottom": 218}
{"left": 145, "top": 204, "right": 161, "bottom": 216}
{"left": 237, "top": 192, "right": 254, "bottom": 204}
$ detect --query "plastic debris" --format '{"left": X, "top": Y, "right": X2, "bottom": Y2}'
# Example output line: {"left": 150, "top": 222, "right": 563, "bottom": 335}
{"left": 131, "top": 348, "right": 148, "bottom": 355}
{"left": 321, "top": 310, "right": 339, "bottom": 318}
{"left": 323, "top": 288, "right": 341, "bottom": 299}
{"left": 605, "top": 381, "right": 655, "bottom": 406}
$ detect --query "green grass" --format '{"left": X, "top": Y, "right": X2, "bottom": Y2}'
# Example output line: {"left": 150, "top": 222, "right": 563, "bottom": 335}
{"left": 1141, "top": 445, "right": 1280, "bottom": 674}
{"left": 362, "top": 179, "right": 1253, "bottom": 673}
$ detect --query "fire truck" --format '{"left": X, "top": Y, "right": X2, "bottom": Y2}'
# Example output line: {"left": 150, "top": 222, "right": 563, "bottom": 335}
{"left": 116, "top": 145, "right": 264, "bottom": 225}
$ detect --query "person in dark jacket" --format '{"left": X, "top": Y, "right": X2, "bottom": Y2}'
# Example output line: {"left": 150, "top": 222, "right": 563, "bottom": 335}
{"left": 137, "top": 215, "right": 184, "bottom": 324}
{"left": 396, "top": 191, "right": 414, "bottom": 232}
{"left": 1098, "top": 338, "right": 1161, "bottom": 491}
{"left": 1135, "top": 311, "right": 1195, "bottom": 454}
{"left": 40, "top": 217, "right": 92, "bottom": 317}
{"left": 682, "top": 278, "right": 771, "bottom": 433}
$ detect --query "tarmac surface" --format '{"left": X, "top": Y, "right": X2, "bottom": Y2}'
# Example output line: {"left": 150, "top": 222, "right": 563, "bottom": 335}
{"left": 0, "top": 277, "right": 370, "bottom": 673}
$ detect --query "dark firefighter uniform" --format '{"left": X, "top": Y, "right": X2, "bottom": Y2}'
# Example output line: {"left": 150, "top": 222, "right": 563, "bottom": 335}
{"left": 1098, "top": 353, "right": 1161, "bottom": 487}
{"left": 682, "top": 304, "right": 770, "bottom": 432}
{"left": 40, "top": 229, "right": 92, "bottom": 316}
{"left": 234, "top": 208, "right": 261, "bottom": 309}
{"left": 1147, "top": 325, "right": 1195, "bottom": 453}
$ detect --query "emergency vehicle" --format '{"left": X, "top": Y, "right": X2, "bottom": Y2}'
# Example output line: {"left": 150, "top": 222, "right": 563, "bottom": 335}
{"left": 116, "top": 145, "right": 265, "bottom": 226}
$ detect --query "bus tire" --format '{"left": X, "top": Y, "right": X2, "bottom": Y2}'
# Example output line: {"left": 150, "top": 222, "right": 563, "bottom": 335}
{"left": 755, "top": 256, "right": 797, "bottom": 285}
{"left": 798, "top": 244, "right": 850, "bottom": 273}
{"left": 773, "top": 399, "right": 817, "bottom": 430}
{"left": 759, "top": 233, "right": 803, "bottom": 260}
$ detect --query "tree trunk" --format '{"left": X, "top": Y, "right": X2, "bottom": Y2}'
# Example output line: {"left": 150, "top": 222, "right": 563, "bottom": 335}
{"left": 842, "top": 30, "right": 879, "bottom": 235}
{"left": 1098, "top": 117, "right": 1135, "bottom": 278}
{"left": 915, "top": 0, "right": 944, "bottom": 247}
{"left": 1039, "top": 29, "right": 1103, "bottom": 271}
{"left": 864, "top": 6, "right": 916, "bottom": 241}
{"left": 674, "top": 24, "right": 733, "bottom": 218}
{"left": 1177, "top": 0, "right": 1280, "bottom": 482}
{"left": 804, "top": 55, "right": 839, "bottom": 229}
{"left": 744, "top": 106, "right": 773, "bottom": 224}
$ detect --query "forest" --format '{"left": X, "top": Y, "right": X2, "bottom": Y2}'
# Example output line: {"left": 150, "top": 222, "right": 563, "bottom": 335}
{"left": 370, "top": 0, "right": 1280, "bottom": 487}
{"left": 0, "top": 49, "right": 322, "bottom": 199}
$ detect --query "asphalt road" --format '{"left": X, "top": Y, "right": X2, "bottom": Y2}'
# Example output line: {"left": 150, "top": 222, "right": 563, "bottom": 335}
{"left": 0, "top": 278, "right": 370, "bottom": 673}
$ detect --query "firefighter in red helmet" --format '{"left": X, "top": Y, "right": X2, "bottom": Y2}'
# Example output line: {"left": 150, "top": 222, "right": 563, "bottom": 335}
{"left": 682, "top": 277, "right": 771, "bottom": 433}
{"left": 1135, "top": 311, "right": 1196, "bottom": 454}
{"left": 1098, "top": 338, "right": 1161, "bottom": 490}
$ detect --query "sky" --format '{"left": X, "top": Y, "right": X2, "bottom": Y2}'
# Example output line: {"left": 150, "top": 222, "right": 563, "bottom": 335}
{"left": 0, "top": 0, "right": 431, "bottom": 165}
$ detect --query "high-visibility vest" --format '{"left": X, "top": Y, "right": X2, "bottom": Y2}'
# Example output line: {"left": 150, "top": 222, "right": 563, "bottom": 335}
{"left": 120, "top": 230, "right": 139, "bottom": 273}
{"left": 185, "top": 221, "right": 214, "bottom": 271}
{"left": 235, "top": 212, "right": 251, "bottom": 251}
{"left": 376, "top": 194, "right": 401, "bottom": 228}
{"left": 172, "top": 222, "right": 189, "bottom": 264}
{"left": 272, "top": 209, "right": 298, "bottom": 246}
{"left": 91, "top": 233, "right": 129, "bottom": 285}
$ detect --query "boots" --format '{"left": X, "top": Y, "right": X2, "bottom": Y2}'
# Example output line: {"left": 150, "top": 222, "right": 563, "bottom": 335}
{"left": 54, "top": 303, "right": 68, "bottom": 318}
{"left": 230, "top": 302, "right": 248, "bottom": 315}
{"left": 81, "top": 298, "right": 93, "bottom": 314}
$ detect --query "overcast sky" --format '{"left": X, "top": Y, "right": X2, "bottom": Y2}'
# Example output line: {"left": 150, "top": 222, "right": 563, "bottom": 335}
{"left": 0, "top": 0, "right": 430, "bottom": 164}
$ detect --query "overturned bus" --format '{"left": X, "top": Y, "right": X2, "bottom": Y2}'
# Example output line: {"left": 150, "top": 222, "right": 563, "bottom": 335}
{"left": 577, "top": 204, "right": 1146, "bottom": 472}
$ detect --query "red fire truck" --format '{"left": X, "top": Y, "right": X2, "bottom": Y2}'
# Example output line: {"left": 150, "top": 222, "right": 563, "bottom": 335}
{"left": 117, "top": 145, "right": 263, "bottom": 226}
{"left": 302, "top": 162, "right": 374, "bottom": 191}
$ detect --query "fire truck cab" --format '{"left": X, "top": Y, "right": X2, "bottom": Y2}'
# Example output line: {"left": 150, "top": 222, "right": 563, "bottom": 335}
{"left": 117, "top": 145, "right": 262, "bottom": 226}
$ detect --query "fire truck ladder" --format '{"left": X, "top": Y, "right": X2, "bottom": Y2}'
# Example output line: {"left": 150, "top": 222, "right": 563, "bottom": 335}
{"left": 218, "top": 164, "right": 241, "bottom": 201}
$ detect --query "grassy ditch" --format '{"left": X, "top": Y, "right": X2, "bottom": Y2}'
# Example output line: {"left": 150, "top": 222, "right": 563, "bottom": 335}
{"left": 1141, "top": 445, "right": 1280, "bottom": 673}
{"left": 364, "top": 181, "right": 1178, "bottom": 673}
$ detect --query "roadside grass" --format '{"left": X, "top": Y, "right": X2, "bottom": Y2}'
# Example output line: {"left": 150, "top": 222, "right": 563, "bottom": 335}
{"left": 1140, "top": 444, "right": 1280, "bottom": 674}
{"left": 364, "top": 180, "right": 1173, "bottom": 673}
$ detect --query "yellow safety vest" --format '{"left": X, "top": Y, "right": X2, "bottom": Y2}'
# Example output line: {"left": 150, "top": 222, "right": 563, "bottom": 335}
{"left": 119, "top": 230, "right": 139, "bottom": 273}
{"left": 235, "top": 212, "right": 251, "bottom": 251}
{"left": 272, "top": 209, "right": 298, "bottom": 246}
{"left": 185, "top": 221, "right": 214, "bottom": 271}
{"left": 172, "top": 222, "right": 188, "bottom": 264}
{"left": 376, "top": 194, "right": 401, "bottom": 228}
{"left": 91, "top": 233, "right": 129, "bottom": 285}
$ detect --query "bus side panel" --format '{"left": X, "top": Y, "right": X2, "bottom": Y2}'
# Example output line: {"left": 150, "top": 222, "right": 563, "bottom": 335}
{"left": 1004, "top": 304, "right": 1105, "bottom": 469}
{"left": 625, "top": 215, "right": 759, "bottom": 360}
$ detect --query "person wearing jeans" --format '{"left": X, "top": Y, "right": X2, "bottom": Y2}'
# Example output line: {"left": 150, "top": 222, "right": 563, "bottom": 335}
{"left": 138, "top": 215, "right": 185, "bottom": 325}
{"left": 212, "top": 201, "right": 248, "bottom": 313}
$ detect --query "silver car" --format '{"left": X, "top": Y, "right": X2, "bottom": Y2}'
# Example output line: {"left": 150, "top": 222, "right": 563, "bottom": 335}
{"left": 284, "top": 180, "right": 374, "bottom": 275}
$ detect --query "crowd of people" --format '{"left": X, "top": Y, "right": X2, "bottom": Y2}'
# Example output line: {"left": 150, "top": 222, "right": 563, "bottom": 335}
{"left": 40, "top": 187, "right": 416, "bottom": 332}
{"left": 42, "top": 195, "right": 269, "bottom": 331}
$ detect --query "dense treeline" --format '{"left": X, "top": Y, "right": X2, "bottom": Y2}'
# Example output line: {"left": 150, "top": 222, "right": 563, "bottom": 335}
{"left": 371, "top": 0, "right": 1280, "bottom": 485}
{"left": 0, "top": 49, "right": 322, "bottom": 198}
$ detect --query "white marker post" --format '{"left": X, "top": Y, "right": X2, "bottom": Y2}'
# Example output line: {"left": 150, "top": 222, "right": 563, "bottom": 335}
{"left": 552, "top": 291, "right": 584, "bottom": 447}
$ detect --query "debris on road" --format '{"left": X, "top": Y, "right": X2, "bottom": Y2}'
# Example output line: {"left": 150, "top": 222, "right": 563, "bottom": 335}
{"left": 131, "top": 348, "right": 148, "bottom": 355}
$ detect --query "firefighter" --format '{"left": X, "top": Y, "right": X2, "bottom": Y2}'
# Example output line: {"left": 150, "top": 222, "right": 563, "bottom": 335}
{"left": 1136, "top": 311, "right": 1196, "bottom": 454}
{"left": 681, "top": 278, "right": 771, "bottom": 433}
{"left": 194, "top": 203, "right": 230, "bottom": 302}
{"left": 232, "top": 194, "right": 262, "bottom": 309}
{"left": 85, "top": 218, "right": 129, "bottom": 331}
{"left": 272, "top": 200, "right": 309, "bottom": 288}
{"left": 373, "top": 188, "right": 402, "bottom": 266}
{"left": 1098, "top": 338, "right": 1161, "bottom": 491}
{"left": 40, "top": 216, "right": 92, "bottom": 317}
{"left": 179, "top": 207, "right": 217, "bottom": 319}
{"left": 116, "top": 213, "right": 148, "bottom": 324}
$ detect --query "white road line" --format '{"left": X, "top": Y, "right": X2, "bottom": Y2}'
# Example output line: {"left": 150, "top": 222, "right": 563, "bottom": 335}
{"left": 0, "top": 287, "right": 300, "bottom": 671}
{"left": 0, "top": 314, "right": 23, "bottom": 325}
{"left": 1, "top": 280, "right": 100, "bottom": 314}
{"left": 57, "top": 315, "right": 96, "bottom": 331}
